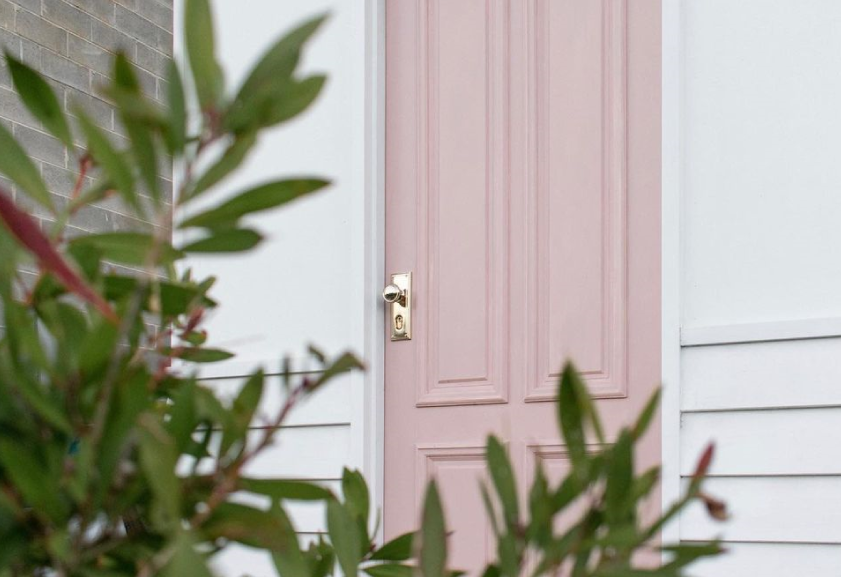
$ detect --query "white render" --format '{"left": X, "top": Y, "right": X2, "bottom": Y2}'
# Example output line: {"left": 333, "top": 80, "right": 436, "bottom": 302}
{"left": 667, "top": 0, "right": 841, "bottom": 574}
{"left": 175, "top": 1, "right": 383, "bottom": 574}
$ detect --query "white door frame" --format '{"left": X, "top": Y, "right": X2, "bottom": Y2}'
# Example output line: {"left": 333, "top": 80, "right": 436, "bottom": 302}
{"left": 661, "top": 0, "right": 683, "bottom": 547}
{"left": 361, "top": 0, "right": 387, "bottom": 544}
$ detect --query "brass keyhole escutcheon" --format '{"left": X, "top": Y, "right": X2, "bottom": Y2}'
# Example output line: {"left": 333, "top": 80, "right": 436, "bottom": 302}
{"left": 395, "top": 315, "right": 404, "bottom": 331}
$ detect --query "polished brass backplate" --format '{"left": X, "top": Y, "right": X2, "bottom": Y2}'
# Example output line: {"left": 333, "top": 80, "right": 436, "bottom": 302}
{"left": 383, "top": 272, "right": 411, "bottom": 341}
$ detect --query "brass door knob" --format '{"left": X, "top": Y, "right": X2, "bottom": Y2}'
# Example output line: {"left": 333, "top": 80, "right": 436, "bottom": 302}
{"left": 382, "top": 283, "right": 406, "bottom": 306}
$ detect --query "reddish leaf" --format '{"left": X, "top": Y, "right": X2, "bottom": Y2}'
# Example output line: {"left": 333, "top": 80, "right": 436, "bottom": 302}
{"left": 699, "top": 492, "right": 729, "bottom": 521}
{"left": 692, "top": 443, "right": 715, "bottom": 482}
{"left": 0, "top": 188, "right": 117, "bottom": 323}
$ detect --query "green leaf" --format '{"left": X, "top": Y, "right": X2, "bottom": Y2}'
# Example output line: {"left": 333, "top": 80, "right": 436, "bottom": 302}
{"left": 327, "top": 499, "right": 362, "bottom": 577}
{"left": 165, "top": 59, "right": 187, "bottom": 154}
{"left": 184, "top": 0, "right": 223, "bottom": 110}
{"left": 270, "top": 503, "right": 310, "bottom": 577}
{"left": 661, "top": 541, "right": 725, "bottom": 570}
{"left": 311, "top": 351, "right": 365, "bottom": 390}
{"left": 0, "top": 438, "right": 67, "bottom": 523}
{"left": 364, "top": 564, "right": 413, "bottom": 577}
{"left": 160, "top": 532, "right": 215, "bottom": 577}
{"left": 419, "top": 482, "right": 447, "bottom": 577}
{"left": 188, "top": 133, "right": 257, "bottom": 199}
{"left": 227, "top": 15, "right": 327, "bottom": 131}
{"left": 166, "top": 379, "right": 197, "bottom": 452}
{"left": 179, "top": 347, "right": 234, "bottom": 363}
{"left": 486, "top": 435, "right": 518, "bottom": 529}
{"left": 558, "top": 364, "right": 587, "bottom": 468}
{"left": 6, "top": 53, "right": 72, "bottom": 147}
{"left": 632, "top": 388, "right": 661, "bottom": 441}
{"left": 604, "top": 430, "right": 634, "bottom": 525}
{"left": 11, "top": 371, "right": 72, "bottom": 434}
{"left": 221, "top": 370, "right": 263, "bottom": 457}
{"left": 240, "top": 478, "right": 333, "bottom": 501}
{"left": 342, "top": 467, "right": 370, "bottom": 527}
{"left": 257, "top": 75, "right": 326, "bottom": 129}
{"left": 370, "top": 531, "right": 414, "bottom": 562}
{"left": 0, "top": 120, "right": 52, "bottom": 209}
{"left": 114, "top": 53, "right": 160, "bottom": 200}
{"left": 180, "top": 178, "right": 330, "bottom": 229}
{"left": 526, "top": 464, "right": 551, "bottom": 545}
{"left": 181, "top": 228, "right": 263, "bottom": 253}
{"left": 75, "top": 110, "right": 139, "bottom": 212}
{"left": 138, "top": 414, "right": 180, "bottom": 531}
{"left": 70, "top": 232, "right": 183, "bottom": 266}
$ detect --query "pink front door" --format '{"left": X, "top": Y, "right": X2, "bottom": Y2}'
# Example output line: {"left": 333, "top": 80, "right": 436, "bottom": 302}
{"left": 384, "top": 1, "right": 661, "bottom": 572}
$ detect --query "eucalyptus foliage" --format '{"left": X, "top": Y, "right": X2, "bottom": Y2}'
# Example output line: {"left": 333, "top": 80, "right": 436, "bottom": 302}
{"left": 0, "top": 1, "right": 725, "bottom": 575}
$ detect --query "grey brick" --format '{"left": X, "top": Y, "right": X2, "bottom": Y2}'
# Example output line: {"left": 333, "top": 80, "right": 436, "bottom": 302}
{"left": 41, "top": 48, "right": 90, "bottom": 91}
{"left": 155, "top": 76, "right": 166, "bottom": 102}
{"left": 134, "top": 40, "right": 167, "bottom": 76}
{"left": 0, "top": 0, "right": 14, "bottom": 30}
{"left": 90, "top": 14, "right": 132, "bottom": 52}
{"left": 42, "top": 162, "right": 78, "bottom": 197}
{"left": 65, "top": 85, "right": 112, "bottom": 129}
{"left": 20, "top": 37, "right": 40, "bottom": 67}
{"left": 0, "top": 86, "right": 36, "bottom": 124}
{"left": 16, "top": 10, "right": 68, "bottom": 56}
{"left": 7, "top": 0, "right": 39, "bottom": 14}
{"left": 66, "top": 0, "right": 115, "bottom": 25}
{"left": 135, "top": 1, "right": 170, "bottom": 31}
{"left": 115, "top": 5, "right": 167, "bottom": 53}
{"left": 0, "top": 27, "right": 20, "bottom": 57}
{"left": 132, "top": 62, "right": 156, "bottom": 95}
{"left": 0, "top": 62, "right": 10, "bottom": 88}
{"left": 14, "top": 124, "right": 67, "bottom": 167}
{"left": 44, "top": 1, "right": 93, "bottom": 40}
{"left": 68, "top": 33, "right": 110, "bottom": 75}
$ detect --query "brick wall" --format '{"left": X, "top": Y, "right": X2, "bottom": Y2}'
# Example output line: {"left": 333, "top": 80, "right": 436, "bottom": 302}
{"left": 0, "top": 0, "right": 173, "bottom": 258}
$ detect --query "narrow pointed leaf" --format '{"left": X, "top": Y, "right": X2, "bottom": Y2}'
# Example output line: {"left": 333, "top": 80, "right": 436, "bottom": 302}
{"left": 227, "top": 15, "right": 327, "bottom": 130}
{"left": 166, "top": 59, "right": 187, "bottom": 154}
{"left": 419, "top": 482, "right": 447, "bottom": 577}
{"left": 370, "top": 531, "right": 415, "bottom": 562}
{"left": 75, "top": 110, "right": 139, "bottom": 212}
{"left": 0, "top": 122, "right": 51, "bottom": 209}
{"left": 364, "top": 565, "right": 413, "bottom": 577}
{"left": 180, "top": 178, "right": 330, "bottom": 229}
{"left": 0, "top": 189, "right": 116, "bottom": 322}
{"left": 486, "top": 435, "right": 518, "bottom": 529}
{"left": 188, "top": 133, "right": 257, "bottom": 199}
{"left": 181, "top": 228, "right": 262, "bottom": 253}
{"left": 327, "top": 499, "right": 362, "bottom": 577}
{"left": 185, "top": 0, "right": 223, "bottom": 109}
{"left": 6, "top": 53, "right": 72, "bottom": 147}
{"left": 70, "top": 232, "right": 183, "bottom": 266}
{"left": 240, "top": 478, "right": 333, "bottom": 501}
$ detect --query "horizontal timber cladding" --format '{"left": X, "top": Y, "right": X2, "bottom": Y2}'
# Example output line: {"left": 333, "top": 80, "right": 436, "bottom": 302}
{"left": 677, "top": 1, "right": 841, "bottom": 573}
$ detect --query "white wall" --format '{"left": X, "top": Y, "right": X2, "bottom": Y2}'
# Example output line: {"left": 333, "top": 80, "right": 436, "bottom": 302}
{"left": 670, "top": 1, "right": 841, "bottom": 574}
{"left": 175, "top": 2, "right": 382, "bottom": 574}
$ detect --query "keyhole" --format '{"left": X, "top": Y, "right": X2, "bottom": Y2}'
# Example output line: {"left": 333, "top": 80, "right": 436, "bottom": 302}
{"left": 395, "top": 314, "right": 404, "bottom": 331}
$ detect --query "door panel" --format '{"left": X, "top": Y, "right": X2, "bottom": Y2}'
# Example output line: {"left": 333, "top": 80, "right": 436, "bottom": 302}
{"left": 385, "top": 1, "right": 661, "bottom": 573}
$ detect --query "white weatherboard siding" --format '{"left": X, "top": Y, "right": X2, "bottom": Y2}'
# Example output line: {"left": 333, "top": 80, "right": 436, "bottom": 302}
{"left": 175, "top": 2, "right": 382, "bottom": 575}
{"left": 674, "top": 1, "right": 841, "bottom": 574}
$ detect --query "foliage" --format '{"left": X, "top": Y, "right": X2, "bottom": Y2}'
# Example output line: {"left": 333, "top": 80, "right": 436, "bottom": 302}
{"left": 0, "top": 0, "right": 725, "bottom": 575}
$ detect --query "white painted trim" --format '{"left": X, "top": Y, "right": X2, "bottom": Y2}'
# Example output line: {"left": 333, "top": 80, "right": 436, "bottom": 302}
{"left": 681, "top": 318, "right": 841, "bottom": 347}
{"left": 661, "top": 0, "right": 683, "bottom": 548}
{"left": 361, "top": 0, "right": 387, "bottom": 546}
